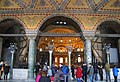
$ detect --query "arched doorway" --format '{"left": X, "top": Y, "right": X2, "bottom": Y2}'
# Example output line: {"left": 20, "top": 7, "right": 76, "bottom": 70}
{"left": 36, "top": 16, "right": 85, "bottom": 67}
{"left": 94, "top": 20, "right": 120, "bottom": 66}
{"left": 0, "top": 19, "right": 27, "bottom": 68}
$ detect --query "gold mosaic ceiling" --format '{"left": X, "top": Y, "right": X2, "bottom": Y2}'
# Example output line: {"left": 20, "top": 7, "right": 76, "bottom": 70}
{"left": 38, "top": 27, "right": 84, "bottom": 52}
{"left": 0, "top": 0, "right": 120, "bottom": 10}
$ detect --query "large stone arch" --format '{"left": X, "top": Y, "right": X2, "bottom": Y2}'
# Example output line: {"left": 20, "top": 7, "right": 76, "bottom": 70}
{"left": 0, "top": 17, "right": 28, "bottom": 68}
{"left": 35, "top": 14, "right": 85, "bottom": 66}
{"left": 36, "top": 14, "right": 85, "bottom": 33}
{"left": 0, "top": 16, "right": 27, "bottom": 30}
{"left": 94, "top": 17, "right": 120, "bottom": 32}
{"left": 35, "top": 14, "right": 85, "bottom": 45}
{"left": 92, "top": 17, "right": 120, "bottom": 64}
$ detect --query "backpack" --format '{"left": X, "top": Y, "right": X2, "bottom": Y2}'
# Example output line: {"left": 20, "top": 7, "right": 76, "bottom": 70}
{"left": 105, "top": 64, "right": 110, "bottom": 72}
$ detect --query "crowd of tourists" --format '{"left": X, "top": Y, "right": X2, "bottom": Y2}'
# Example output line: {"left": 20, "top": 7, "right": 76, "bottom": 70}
{"left": 0, "top": 60, "right": 119, "bottom": 82}
{"left": 35, "top": 62, "right": 69, "bottom": 82}
{"left": 35, "top": 62, "right": 119, "bottom": 82}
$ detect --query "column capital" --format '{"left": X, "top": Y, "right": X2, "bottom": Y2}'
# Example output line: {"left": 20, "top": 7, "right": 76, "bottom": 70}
{"left": 83, "top": 31, "right": 95, "bottom": 40}
{"left": 26, "top": 29, "right": 37, "bottom": 40}
{"left": 27, "top": 35, "right": 37, "bottom": 40}
{"left": 49, "top": 50, "right": 53, "bottom": 54}
{"left": 47, "top": 42, "right": 54, "bottom": 51}
{"left": 66, "top": 44, "right": 73, "bottom": 52}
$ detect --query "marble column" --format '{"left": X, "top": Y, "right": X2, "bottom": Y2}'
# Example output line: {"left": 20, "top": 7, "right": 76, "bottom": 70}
{"left": 68, "top": 51, "right": 71, "bottom": 71}
{"left": 0, "top": 37, "right": 3, "bottom": 60}
{"left": 8, "top": 43, "right": 17, "bottom": 79}
{"left": 84, "top": 39, "right": 92, "bottom": 65}
{"left": 49, "top": 50, "right": 52, "bottom": 68}
{"left": 66, "top": 45, "right": 73, "bottom": 80}
{"left": 28, "top": 37, "right": 36, "bottom": 79}
{"left": 48, "top": 43, "right": 54, "bottom": 68}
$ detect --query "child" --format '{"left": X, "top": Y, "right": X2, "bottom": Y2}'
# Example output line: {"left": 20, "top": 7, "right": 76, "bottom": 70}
{"left": 36, "top": 70, "right": 42, "bottom": 82}
{"left": 50, "top": 75, "right": 54, "bottom": 82}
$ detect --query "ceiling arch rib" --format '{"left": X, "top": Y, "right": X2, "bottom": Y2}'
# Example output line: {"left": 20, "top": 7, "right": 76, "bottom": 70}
{"left": 97, "top": 21, "right": 120, "bottom": 34}
{"left": 0, "top": 19, "right": 26, "bottom": 34}
{"left": 37, "top": 27, "right": 84, "bottom": 53}
{"left": 39, "top": 16, "right": 82, "bottom": 33}
{"left": 36, "top": 15, "right": 85, "bottom": 51}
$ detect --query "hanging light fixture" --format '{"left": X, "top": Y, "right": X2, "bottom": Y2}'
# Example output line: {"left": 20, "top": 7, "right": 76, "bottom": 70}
{"left": 39, "top": 48, "right": 42, "bottom": 52}
{"left": 60, "top": 37, "right": 63, "bottom": 42}
{"left": 60, "top": 39, "right": 63, "bottom": 42}
{"left": 77, "top": 48, "right": 80, "bottom": 52}
{"left": 81, "top": 48, "right": 83, "bottom": 52}
{"left": 52, "top": 39, "right": 54, "bottom": 42}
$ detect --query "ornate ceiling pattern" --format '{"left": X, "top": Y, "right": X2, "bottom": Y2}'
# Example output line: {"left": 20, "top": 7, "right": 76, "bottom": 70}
{"left": 0, "top": 0, "right": 119, "bottom": 14}
{"left": 0, "top": 0, "right": 120, "bottom": 30}
{"left": 0, "top": 0, "right": 119, "bottom": 58}
{"left": 38, "top": 28, "right": 84, "bottom": 53}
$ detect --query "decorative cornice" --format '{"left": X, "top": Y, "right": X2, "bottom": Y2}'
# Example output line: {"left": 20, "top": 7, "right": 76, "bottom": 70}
{"left": 0, "top": 9, "right": 119, "bottom": 16}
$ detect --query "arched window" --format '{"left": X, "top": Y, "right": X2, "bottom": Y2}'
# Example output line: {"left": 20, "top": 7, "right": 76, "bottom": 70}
{"left": 78, "top": 57, "right": 81, "bottom": 62}
{"left": 65, "top": 57, "right": 68, "bottom": 63}
{"left": 59, "top": 57, "right": 63, "bottom": 63}
{"left": 55, "top": 57, "right": 57, "bottom": 63}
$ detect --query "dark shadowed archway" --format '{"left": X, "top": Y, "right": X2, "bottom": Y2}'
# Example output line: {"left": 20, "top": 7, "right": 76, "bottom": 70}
{"left": 0, "top": 19, "right": 28, "bottom": 68}
{"left": 94, "top": 21, "right": 120, "bottom": 66}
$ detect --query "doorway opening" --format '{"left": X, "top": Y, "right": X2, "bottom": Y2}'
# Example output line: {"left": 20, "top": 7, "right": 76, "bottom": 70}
{"left": 36, "top": 16, "right": 85, "bottom": 67}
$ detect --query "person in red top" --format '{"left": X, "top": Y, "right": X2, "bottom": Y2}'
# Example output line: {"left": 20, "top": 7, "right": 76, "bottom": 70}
{"left": 76, "top": 65, "right": 82, "bottom": 82}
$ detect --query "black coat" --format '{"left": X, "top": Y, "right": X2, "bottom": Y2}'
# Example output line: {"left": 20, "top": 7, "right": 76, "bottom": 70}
{"left": 98, "top": 67, "right": 103, "bottom": 75}
{"left": 39, "top": 76, "right": 51, "bottom": 82}
{"left": 93, "top": 63, "right": 98, "bottom": 73}
{"left": 82, "top": 65, "right": 87, "bottom": 74}
{"left": 4, "top": 66, "right": 10, "bottom": 74}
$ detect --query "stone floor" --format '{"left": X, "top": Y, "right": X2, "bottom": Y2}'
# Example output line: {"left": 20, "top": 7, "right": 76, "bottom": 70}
{"left": 0, "top": 79, "right": 120, "bottom": 82}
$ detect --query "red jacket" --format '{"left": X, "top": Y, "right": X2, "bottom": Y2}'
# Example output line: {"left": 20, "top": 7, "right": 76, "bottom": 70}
{"left": 76, "top": 67, "right": 82, "bottom": 78}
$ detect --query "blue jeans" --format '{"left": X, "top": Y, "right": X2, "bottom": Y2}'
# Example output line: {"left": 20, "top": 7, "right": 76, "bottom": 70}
{"left": 106, "top": 72, "right": 111, "bottom": 82}
{"left": 63, "top": 75, "right": 68, "bottom": 82}
{"left": 77, "top": 78, "right": 81, "bottom": 82}
{"left": 93, "top": 73, "right": 98, "bottom": 80}
{"left": 89, "top": 75, "right": 93, "bottom": 82}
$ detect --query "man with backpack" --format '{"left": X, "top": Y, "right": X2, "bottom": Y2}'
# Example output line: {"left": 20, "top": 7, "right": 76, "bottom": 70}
{"left": 105, "top": 63, "right": 111, "bottom": 82}
{"left": 61, "top": 65, "right": 69, "bottom": 82}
